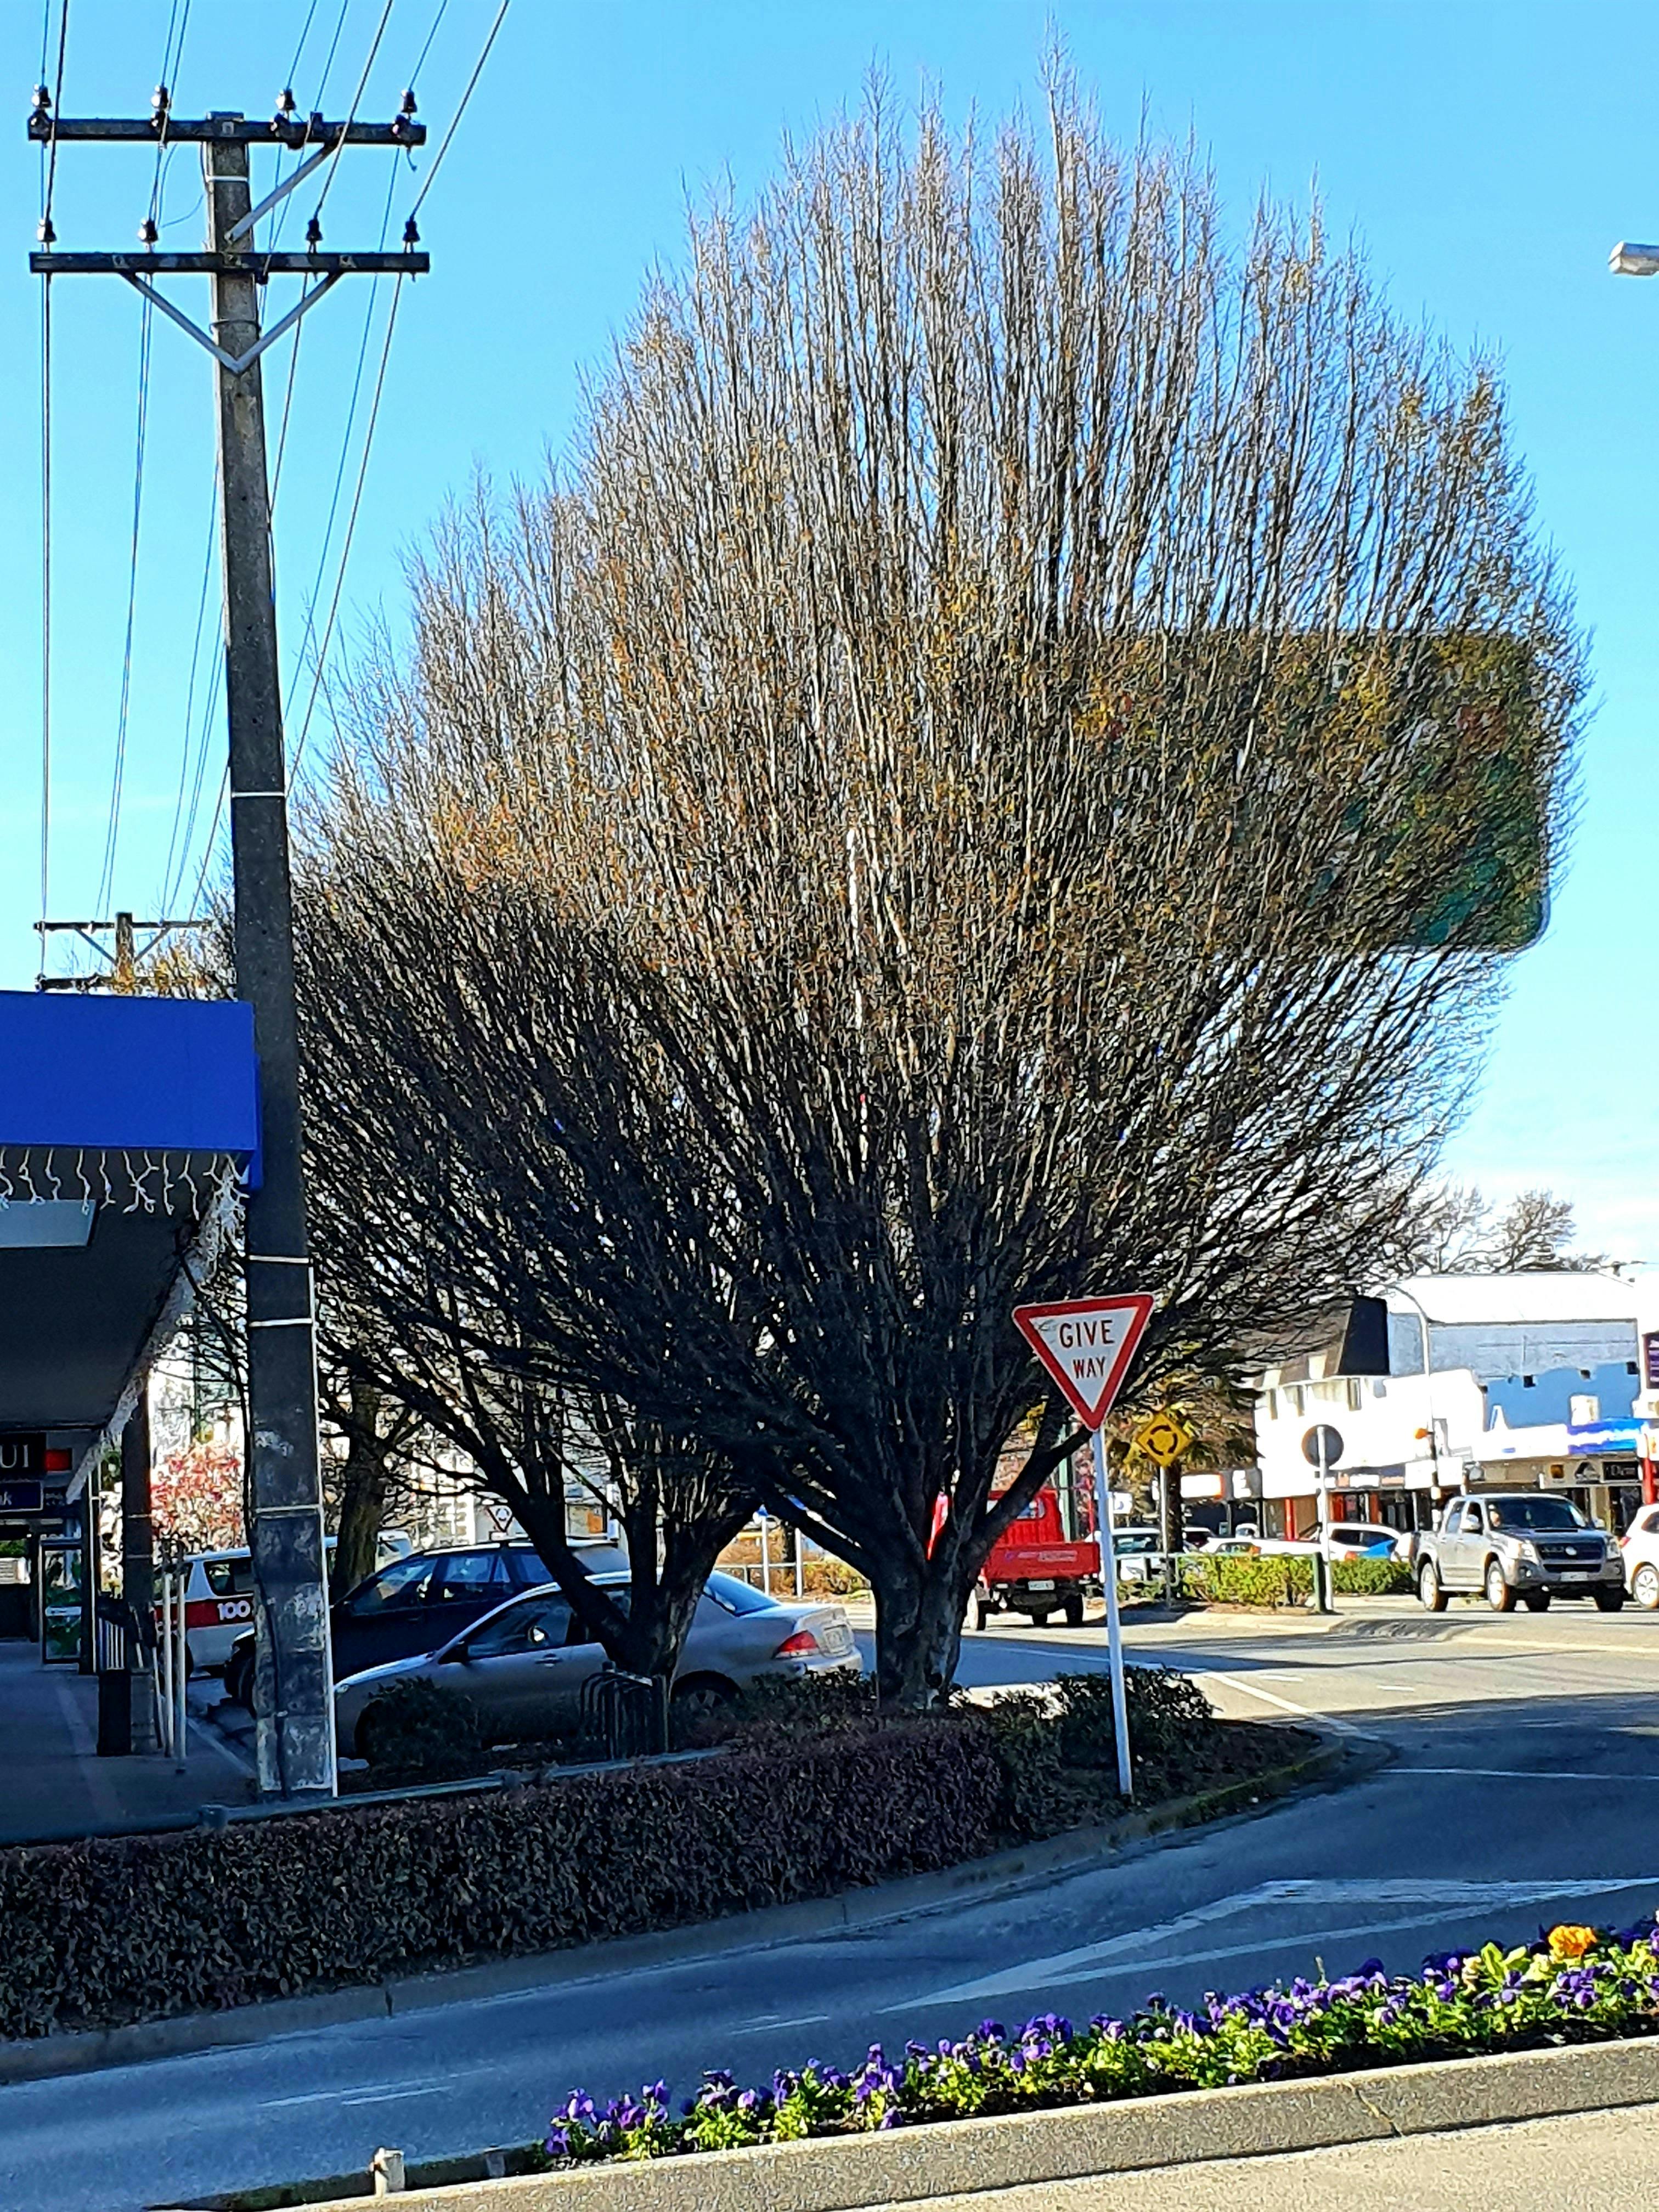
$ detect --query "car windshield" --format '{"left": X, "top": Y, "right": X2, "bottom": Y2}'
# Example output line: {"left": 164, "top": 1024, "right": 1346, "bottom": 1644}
{"left": 1487, "top": 1497, "right": 1588, "bottom": 1533}
{"left": 703, "top": 1570, "right": 778, "bottom": 1615}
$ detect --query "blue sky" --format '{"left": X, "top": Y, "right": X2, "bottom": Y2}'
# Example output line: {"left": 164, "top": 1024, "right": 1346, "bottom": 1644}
{"left": 2, "top": 2, "right": 1654, "bottom": 1259}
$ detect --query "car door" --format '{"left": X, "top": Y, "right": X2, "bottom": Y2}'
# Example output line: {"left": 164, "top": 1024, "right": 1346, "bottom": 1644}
{"left": 1442, "top": 1501, "right": 1479, "bottom": 1588}
{"left": 450, "top": 1591, "right": 577, "bottom": 1737}
{"left": 332, "top": 1554, "right": 442, "bottom": 1674}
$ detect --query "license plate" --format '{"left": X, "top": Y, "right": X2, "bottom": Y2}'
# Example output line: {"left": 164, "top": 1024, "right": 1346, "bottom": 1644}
{"left": 1026, "top": 1579, "right": 1056, "bottom": 1592}
{"left": 1560, "top": 1570, "right": 1594, "bottom": 1582}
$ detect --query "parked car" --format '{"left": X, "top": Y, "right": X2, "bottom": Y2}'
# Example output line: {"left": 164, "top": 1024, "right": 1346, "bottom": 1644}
{"left": 1415, "top": 1493, "right": 1624, "bottom": 1613}
{"left": 1621, "top": 1500, "right": 1659, "bottom": 1609}
{"left": 222, "top": 1539, "right": 626, "bottom": 1707}
{"left": 173, "top": 1532, "right": 411, "bottom": 1677}
{"left": 334, "top": 1568, "right": 861, "bottom": 1757}
{"left": 1322, "top": 1521, "right": 1409, "bottom": 1561}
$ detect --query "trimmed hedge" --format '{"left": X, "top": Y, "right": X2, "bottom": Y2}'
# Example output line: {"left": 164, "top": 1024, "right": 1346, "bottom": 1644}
{"left": 1182, "top": 1553, "right": 1412, "bottom": 1606}
{"left": 0, "top": 1724, "right": 1001, "bottom": 2039}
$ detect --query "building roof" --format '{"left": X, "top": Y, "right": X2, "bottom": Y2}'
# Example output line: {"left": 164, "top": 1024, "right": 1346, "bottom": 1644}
{"left": 1382, "top": 1273, "right": 1639, "bottom": 1327}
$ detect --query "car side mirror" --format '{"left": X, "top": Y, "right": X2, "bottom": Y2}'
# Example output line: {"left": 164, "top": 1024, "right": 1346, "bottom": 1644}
{"left": 442, "top": 1645, "right": 472, "bottom": 1664}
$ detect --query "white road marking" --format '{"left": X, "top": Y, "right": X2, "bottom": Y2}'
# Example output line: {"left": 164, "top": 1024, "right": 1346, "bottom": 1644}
{"left": 1195, "top": 1671, "right": 1362, "bottom": 1736}
{"left": 1400, "top": 1767, "right": 1659, "bottom": 1782}
{"left": 732, "top": 2011, "right": 831, "bottom": 2034}
{"left": 905, "top": 1876, "right": 1659, "bottom": 2006}
{"left": 190, "top": 1715, "right": 256, "bottom": 1778}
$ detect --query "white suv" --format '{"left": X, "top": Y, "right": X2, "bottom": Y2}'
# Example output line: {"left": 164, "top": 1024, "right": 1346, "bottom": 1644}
{"left": 1622, "top": 1502, "right": 1659, "bottom": 1609}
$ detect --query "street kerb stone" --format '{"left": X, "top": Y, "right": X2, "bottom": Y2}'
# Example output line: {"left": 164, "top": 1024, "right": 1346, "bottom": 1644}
{"left": 279, "top": 2033, "right": 1659, "bottom": 2212}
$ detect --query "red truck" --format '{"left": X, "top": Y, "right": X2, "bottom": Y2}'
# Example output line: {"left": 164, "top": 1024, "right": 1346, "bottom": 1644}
{"left": 968, "top": 1467, "right": 1102, "bottom": 1629}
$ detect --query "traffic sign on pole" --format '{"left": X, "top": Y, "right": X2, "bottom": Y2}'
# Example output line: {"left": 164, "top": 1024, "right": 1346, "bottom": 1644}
{"left": 1133, "top": 1410, "right": 1194, "bottom": 1469}
{"left": 1012, "top": 1292, "right": 1154, "bottom": 1803}
{"left": 1012, "top": 1295, "right": 1154, "bottom": 1430}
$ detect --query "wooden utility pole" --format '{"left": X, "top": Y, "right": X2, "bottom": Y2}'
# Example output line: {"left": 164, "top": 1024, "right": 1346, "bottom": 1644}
{"left": 29, "top": 92, "right": 428, "bottom": 1795}
{"left": 120, "top": 1395, "right": 157, "bottom": 1753}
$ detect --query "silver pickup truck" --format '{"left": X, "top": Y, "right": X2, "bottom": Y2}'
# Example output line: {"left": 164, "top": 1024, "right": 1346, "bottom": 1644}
{"left": 1416, "top": 1492, "right": 1625, "bottom": 1613}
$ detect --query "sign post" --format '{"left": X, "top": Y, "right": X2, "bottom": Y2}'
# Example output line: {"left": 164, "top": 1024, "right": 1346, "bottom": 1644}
{"left": 1133, "top": 1411, "right": 1196, "bottom": 1606}
{"left": 1301, "top": 1423, "right": 1344, "bottom": 1613}
{"left": 1013, "top": 1295, "right": 1153, "bottom": 1800}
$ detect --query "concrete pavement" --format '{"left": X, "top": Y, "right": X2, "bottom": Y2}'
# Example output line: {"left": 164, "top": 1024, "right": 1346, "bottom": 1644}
{"left": 0, "top": 1641, "right": 257, "bottom": 1844}
{"left": 4, "top": 1600, "right": 1658, "bottom": 2211}
{"left": 896, "top": 2104, "right": 1659, "bottom": 2211}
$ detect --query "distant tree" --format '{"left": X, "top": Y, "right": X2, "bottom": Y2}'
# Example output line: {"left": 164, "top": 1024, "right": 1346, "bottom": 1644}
{"left": 1391, "top": 1183, "right": 1609, "bottom": 1274}
{"left": 153, "top": 1440, "right": 243, "bottom": 1553}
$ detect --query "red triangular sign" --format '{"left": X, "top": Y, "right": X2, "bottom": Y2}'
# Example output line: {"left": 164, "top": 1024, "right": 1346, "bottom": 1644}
{"left": 1013, "top": 1294, "right": 1155, "bottom": 1431}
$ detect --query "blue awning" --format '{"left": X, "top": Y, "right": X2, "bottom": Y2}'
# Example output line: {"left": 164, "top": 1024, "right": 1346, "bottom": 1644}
{"left": 0, "top": 992, "right": 260, "bottom": 1446}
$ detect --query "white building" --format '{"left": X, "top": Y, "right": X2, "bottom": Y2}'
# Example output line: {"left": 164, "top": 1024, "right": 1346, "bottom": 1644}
{"left": 1251, "top": 1273, "right": 1648, "bottom": 1539}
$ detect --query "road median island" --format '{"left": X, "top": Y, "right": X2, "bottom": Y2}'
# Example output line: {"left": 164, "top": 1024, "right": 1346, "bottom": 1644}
{"left": 185, "top": 1934, "right": 1659, "bottom": 2212}
{"left": 0, "top": 1675, "right": 1346, "bottom": 2079}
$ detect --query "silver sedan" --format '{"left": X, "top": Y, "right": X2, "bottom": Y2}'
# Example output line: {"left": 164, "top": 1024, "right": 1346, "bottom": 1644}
{"left": 335, "top": 1568, "right": 862, "bottom": 1756}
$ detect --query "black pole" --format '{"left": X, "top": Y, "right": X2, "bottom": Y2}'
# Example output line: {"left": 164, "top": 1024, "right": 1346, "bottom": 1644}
{"left": 120, "top": 1397, "right": 157, "bottom": 1752}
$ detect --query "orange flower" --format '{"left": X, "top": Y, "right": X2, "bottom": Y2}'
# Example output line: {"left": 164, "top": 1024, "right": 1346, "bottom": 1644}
{"left": 1547, "top": 1925, "right": 1598, "bottom": 1963}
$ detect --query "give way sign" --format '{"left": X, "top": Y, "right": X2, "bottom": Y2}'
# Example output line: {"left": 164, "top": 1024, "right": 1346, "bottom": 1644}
{"left": 1012, "top": 1294, "right": 1154, "bottom": 1431}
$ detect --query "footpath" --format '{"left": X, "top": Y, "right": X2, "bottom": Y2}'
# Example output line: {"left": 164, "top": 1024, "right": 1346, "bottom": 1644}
{"left": 0, "top": 1642, "right": 256, "bottom": 1845}
{"left": 891, "top": 2102, "right": 1659, "bottom": 2210}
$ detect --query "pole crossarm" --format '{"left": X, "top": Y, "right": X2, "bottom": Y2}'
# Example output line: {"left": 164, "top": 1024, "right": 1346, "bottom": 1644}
{"left": 31, "top": 252, "right": 429, "bottom": 276}
{"left": 29, "top": 115, "right": 426, "bottom": 148}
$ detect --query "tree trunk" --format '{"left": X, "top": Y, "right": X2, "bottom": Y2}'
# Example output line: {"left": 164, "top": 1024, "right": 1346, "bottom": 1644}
{"left": 331, "top": 1381, "right": 394, "bottom": 1598}
{"left": 872, "top": 1556, "right": 969, "bottom": 1710}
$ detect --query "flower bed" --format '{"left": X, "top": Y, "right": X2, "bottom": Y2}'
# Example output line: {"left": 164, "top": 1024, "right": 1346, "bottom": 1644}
{"left": 546, "top": 1917, "right": 1659, "bottom": 2164}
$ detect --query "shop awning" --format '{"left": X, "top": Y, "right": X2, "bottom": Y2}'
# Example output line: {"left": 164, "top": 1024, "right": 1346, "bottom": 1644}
{"left": 0, "top": 992, "right": 258, "bottom": 1452}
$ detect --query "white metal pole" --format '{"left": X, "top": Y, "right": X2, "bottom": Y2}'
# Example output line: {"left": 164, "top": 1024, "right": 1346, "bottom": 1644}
{"left": 1092, "top": 1426, "right": 1134, "bottom": 1800}
{"left": 759, "top": 1515, "right": 771, "bottom": 1598}
{"left": 174, "top": 1570, "right": 188, "bottom": 1771}
{"left": 1314, "top": 1435, "right": 1334, "bottom": 1613}
{"left": 157, "top": 1570, "right": 174, "bottom": 1759}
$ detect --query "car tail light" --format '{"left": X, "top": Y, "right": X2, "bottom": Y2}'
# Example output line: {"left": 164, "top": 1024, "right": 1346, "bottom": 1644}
{"left": 774, "top": 1629, "right": 821, "bottom": 1657}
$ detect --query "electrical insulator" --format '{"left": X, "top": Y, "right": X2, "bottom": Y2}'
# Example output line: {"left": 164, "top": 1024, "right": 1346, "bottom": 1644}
{"left": 31, "top": 84, "right": 51, "bottom": 119}
{"left": 304, "top": 215, "right": 323, "bottom": 248}
{"left": 403, "top": 216, "right": 421, "bottom": 249}
{"left": 36, "top": 215, "right": 55, "bottom": 246}
{"left": 276, "top": 87, "right": 298, "bottom": 118}
{"left": 400, "top": 89, "right": 418, "bottom": 116}
{"left": 138, "top": 217, "right": 159, "bottom": 246}
{"left": 151, "top": 84, "right": 170, "bottom": 121}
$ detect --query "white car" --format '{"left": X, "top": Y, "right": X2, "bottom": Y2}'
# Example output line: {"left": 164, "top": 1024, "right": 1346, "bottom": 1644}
{"left": 1323, "top": 1521, "right": 1410, "bottom": 1561}
{"left": 1622, "top": 1501, "right": 1659, "bottom": 1609}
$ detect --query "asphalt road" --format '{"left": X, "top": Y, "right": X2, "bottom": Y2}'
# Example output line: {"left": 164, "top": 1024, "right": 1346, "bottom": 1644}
{"left": 7, "top": 1600, "right": 1659, "bottom": 2211}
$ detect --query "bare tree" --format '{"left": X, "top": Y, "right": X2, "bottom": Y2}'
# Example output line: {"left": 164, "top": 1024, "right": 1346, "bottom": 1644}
{"left": 303, "top": 77, "right": 1581, "bottom": 1706}
{"left": 1390, "top": 1183, "right": 1608, "bottom": 1274}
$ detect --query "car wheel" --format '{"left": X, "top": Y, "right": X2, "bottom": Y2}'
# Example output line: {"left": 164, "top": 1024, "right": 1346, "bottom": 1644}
{"left": 1063, "top": 1595, "right": 1085, "bottom": 1627}
{"left": 1594, "top": 1589, "right": 1626, "bottom": 1613}
{"left": 1522, "top": 1590, "right": 1551, "bottom": 1612}
{"left": 1418, "top": 1562, "right": 1447, "bottom": 1613}
{"left": 1485, "top": 1561, "right": 1515, "bottom": 1613}
{"left": 356, "top": 1702, "right": 392, "bottom": 1763}
{"left": 1633, "top": 1564, "right": 1659, "bottom": 1611}
{"left": 670, "top": 1675, "right": 736, "bottom": 1724}
{"left": 1026, "top": 1609, "right": 1053, "bottom": 1627}
{"left": 972, "top": 1596, "right": 990, "bottom": 1632}
{"left": 225, "top": 1654, "right": 251, "bottom": 1709}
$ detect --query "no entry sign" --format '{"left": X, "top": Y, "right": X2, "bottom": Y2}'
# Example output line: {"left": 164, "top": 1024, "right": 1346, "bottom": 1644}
{"left": 1012, "top": 1295, "right": 1154, "bottom": 1430}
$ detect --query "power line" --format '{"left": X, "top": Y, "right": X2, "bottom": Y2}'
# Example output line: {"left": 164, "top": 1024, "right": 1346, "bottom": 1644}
{"left": 314, "top": 0, "right": 398, "bottom": 227}
{"left": 36, "top": 0, "right": 69, "bottom": 941}
{"left": 95, "top": 291, "right": 155, "bottom": 916}
{"left": 159, "top": 470, "right": 221, "bottom": 913}
{"left": 407, "top": 0, "right": 510, "bottom": 222}
{"left": 290, "top": 274, "right": 407, "bottom": 782}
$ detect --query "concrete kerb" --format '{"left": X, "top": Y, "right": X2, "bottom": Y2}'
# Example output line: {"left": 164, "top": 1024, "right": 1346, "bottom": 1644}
{"left": 0, "top": 1732, "right": 1373, "bottom": 2089}
{"left": 179, "top": 2032, "right": 1659, "bottom": 2212}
